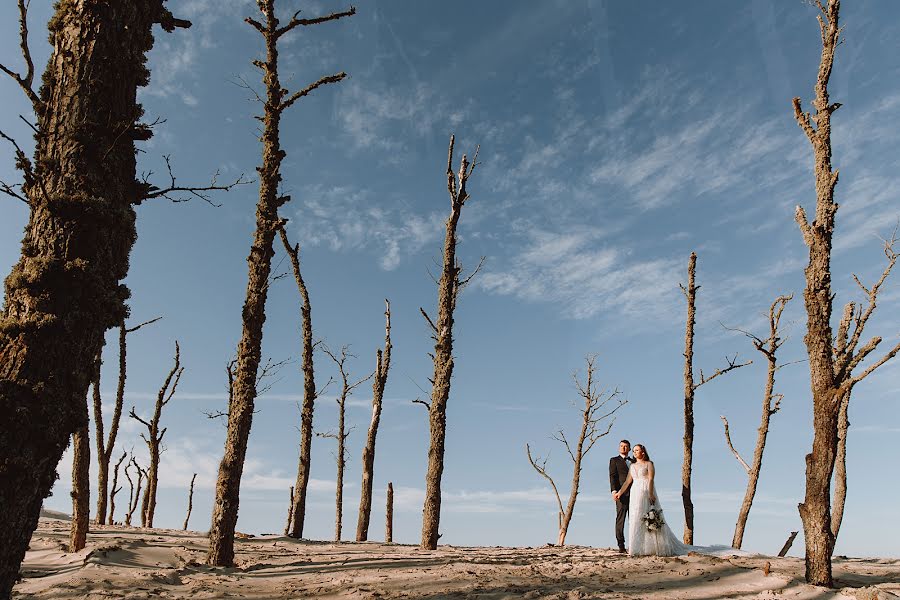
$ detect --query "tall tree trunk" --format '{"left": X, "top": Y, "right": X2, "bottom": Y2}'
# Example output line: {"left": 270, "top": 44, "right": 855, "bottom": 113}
{"left": 284, "top": 486, "right": 294, "bottom": 536}
{"left": 0, "top": 3, "right": 190, "bottom": 595}
{"left": 680, "top": 252, "right": 698, "bottom": 546}
{"left": 183, "top": 473, "right": 197, "bottom": 531}
{"left": 69, "top": 421, "right": 90, "bottom": 552}
{"left": 385, "top": 482, "right": 393, "bottom": 543}
{"left": 726, "top": 295, "right": 791, "bottom": 549}
{"left": 92, "top": 349, "right": 109, "bottom": 525}
{"left": 278, "top": 228, "right": 317, "bottom": 539}
{"left": 335, "top": 408, "right": 345, "bottom": 542}
{"left": 107, "top": 450, "right": 127, "bottom": 525}
{"left": 421, "top": 136, "right": 480, "bottom": 550}
{"left": 792, "top": 0, "right": 841, "bottom": 587}
{"left": 206, "top": 1, "right": 353, "bottom": 566}
{"left": 356, "top": 300, "right": 392, "bottom": 541}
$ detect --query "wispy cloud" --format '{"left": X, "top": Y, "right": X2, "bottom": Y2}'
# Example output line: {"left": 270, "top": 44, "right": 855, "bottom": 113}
{"left": 291, "top": 184, "right": 446, "bottom": 269}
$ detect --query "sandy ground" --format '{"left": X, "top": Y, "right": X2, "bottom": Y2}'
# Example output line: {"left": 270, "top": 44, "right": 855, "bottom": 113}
{"left": 14, "top": 517, "right": 900, "bottom": 599}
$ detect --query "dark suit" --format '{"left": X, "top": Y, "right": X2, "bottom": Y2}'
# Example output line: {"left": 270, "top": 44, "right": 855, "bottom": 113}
{"left": 609, "top": 455, "right": 632, "bottom": 551}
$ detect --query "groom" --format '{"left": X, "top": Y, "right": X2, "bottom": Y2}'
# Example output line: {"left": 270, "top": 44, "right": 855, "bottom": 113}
{"left": 609, "top": 439, "right": 633, "bottom": 553}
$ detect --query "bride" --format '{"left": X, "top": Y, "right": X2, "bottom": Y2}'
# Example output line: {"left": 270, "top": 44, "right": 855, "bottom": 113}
{"left": 613, "top": 444, "right": 687, "bottom": 556}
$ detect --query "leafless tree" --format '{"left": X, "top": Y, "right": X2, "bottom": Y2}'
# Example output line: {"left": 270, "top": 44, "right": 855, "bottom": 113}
{"left": 526, "top": 356, "right": 627, "bottom": 546}
{"left": 680, "top": 251, "right": 751, "bottom": 545}
{"left": 385, "top": 482, "right": 394, "bottom": 543}
{"left": 124, "top": 456, "right": 146, "bottom": 527}
{"left": 129, "top": 341, "right": 183, "bottom": 528}
{"left": 183, "top": 473, "right": 197, "bottom": 531}
{"left": 278, "top": 226, "right": 320, "bottom": 539}
{"left": 107, "top": 450, "right": 127, "bottom": 526}
{"left": 206, "top": 0, "right": 354, "bottom": 567}
{"left": 320, "top": 346, "right": 372, "bottom": 541}
{"left": 70, "top": 407, "right": 90, "bottom": 552}
{"left": 720, "top": 295, "right": 793, "bottom": 548}
{"left": 420, "top": 135, "right": 483, "bottom": 550}
{"left": 791, "top": 0, "right": 900, "bottom": 586}
{"left": 93, "top": 317, "right": 160, "bottom": 525}
{"left": 356, "top": 300, "right": 392, "bottom": 541}
{"left": 284, "top": 486, "right": 294, "bottom": 535}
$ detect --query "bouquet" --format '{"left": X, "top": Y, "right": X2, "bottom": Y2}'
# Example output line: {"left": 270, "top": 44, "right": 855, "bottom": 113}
{"left": 642, "top": 507, "right": 665, "bottom": 532}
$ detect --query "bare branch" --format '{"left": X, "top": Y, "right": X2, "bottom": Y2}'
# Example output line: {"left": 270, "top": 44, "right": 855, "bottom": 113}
{"left": 458, "top": 256, "right": 486, "bottom": 290}
{"left": 694, "top": 354, "right": 752, "bottom": 390}
{"left": 419, "top": 307, "right": 438, "bottom": 334}
{"left": 0, "top": 0, "right": 41, "bottom": 110}
{"left": 411, "top": 398, "right": 431, "bottom": 411}
{"left": 128, "top": 407, "right": 151, "bottom": 429}
{"left": 847, "top": 338, "right": 900, "bottom": 388}
{"left": 526, "top": 444, "right": 564, "bottom": 517}
{"left": 125, "top": 316, "right": 163, "bottom": 334}
{"left": 0, "top": 179, "right": 28, "bottom": 204}
{"left": 280, "top": 73, "right": 348, "bottom": 112}
{"left": 140, "top": 154, "right": 251, "bottom": 205}
{"left": 720, "top": 416, "right": 751, "bottom": 474}
{"left": 795, "top": 205, "right": 814, "bottom": 247}
{"left": 275, "top": 6, "right": 357, "bottom": 38}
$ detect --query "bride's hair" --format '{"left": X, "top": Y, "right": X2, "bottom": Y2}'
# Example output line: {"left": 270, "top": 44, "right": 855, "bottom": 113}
{"left": 634, "top": 444, "right": 650, "bottom": 460}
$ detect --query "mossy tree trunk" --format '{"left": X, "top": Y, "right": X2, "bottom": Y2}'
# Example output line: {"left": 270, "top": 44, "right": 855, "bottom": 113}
{"left": 0, "top": 2, "right": 190, "bottom": 595}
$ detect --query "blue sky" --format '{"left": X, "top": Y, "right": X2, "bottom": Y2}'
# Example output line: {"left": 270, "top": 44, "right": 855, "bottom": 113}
{"left": 2, "top": 1, "right": 899, "bottom": 557}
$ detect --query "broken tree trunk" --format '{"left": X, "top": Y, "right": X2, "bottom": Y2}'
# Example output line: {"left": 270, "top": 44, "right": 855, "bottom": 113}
{"left": 680, "top": 252, "right": 750, "bottom": 545}
{"left": 0, "top": 2, "right": 191, "bottom": 594}
{"left": 420, "top": 135, "right": 482, "bottom": 550}
{"left": 69, "top": 416, "right": 90, "bottom": 552}
{"left": 130, "top": 341, "right": 183, "bottom": 528}
{"left": 278, "top": 227, "right": 318, "bottom": 539}
{"left": 527, "top": 356, "right": 626, "bottom": 546}
{"left": 386, "top": 482, "right": 393, "bottom": 543}
{"left": 721, "top": 295, "right": 792, "bottom": 549}
{"left": 356, "top": 300, "right": 392, "bottom": 541}
{"left": 183, "top": 473, "right": 197, "bottom": 531}
{"left": 107, "top": 450, "right": 127, "bottom": 525}
{"left": 284, "top": 486, "right": 294, "bottom": 536}
{"left": 206, "top": 1, "right": 353, "bottom": 566}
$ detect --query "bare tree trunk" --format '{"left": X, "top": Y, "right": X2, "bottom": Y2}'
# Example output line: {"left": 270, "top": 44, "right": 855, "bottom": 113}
{"left": 680, "top": 252, "right": 698, "bottom": 546}
{"left": 356, "top": 300, "right": 392, "bottom": 541}
{"left": 421, "top": 136, "right": 482, "bottom": 550}
{"left": 130, "top": 342, "right": 182, "bottom": 529}
{"left": 284, "top": 486, "right": 294, "bottom": 536}
{"left": 679, "top": 252, "right": 750, "bottom": 546}
{"left": 723, "top": 295, "right": 792, "bottom": 549}
{"left": 278, "top": 228, "right": 317, "bottom": 539}
{"left": 0, "top": 2, "right": 191, "bottom": 594}
{"left": 831, "top": 388, "right": 851, "bottom": 541}
{"left": 321, "top": 347, "right": 371, "bottom": 543}
{"left": 95, "top": 318, "right": 159, "bottom": 525}
{"left": 779, "top": 531, "right": 799, "bottom": 557}
{"left": 107, "top": 451, "right": 127, "bottom": 525}
{"left": 206, "top": 3, "right": 353, "bottom": 565}
{"left": 69, "top": 420, "right": 90, "bottom": 552}
{"left": 527, "top": 356, "right": 626, "bottom": 546}
{"left": 124, "top": 457, "right": 145, "bottom": 527}
{"left": 385, "top": 482, "right": 393, "bottom": 543}
{"left": 182, "top": 473, "right": 197, "bottom": 531}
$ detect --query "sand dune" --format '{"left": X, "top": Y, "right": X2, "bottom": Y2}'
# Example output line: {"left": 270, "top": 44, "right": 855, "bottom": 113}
{"left": 14, "top": 518, "right": 900, "bottom": 599}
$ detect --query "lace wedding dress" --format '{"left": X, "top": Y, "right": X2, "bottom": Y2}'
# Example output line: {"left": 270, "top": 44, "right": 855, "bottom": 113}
{"left": 627, "top": 462, "right": 688, "bottom": 556}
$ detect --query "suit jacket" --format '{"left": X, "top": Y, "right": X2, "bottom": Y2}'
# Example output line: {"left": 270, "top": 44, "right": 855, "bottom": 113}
{"left": 609, "top": 455, "right": 632, "bottom": 496}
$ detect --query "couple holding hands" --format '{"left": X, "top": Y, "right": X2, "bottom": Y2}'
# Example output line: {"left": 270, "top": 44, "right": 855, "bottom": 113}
{"left": 609, "top": 439, "right": 687, "bottom": 556}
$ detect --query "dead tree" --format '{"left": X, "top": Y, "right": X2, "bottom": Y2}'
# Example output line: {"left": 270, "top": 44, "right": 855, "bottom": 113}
{"left": 720, "top": 295, "right": 792, "bottom": 549}
{"left": 679, "top": 251, "right": 751, "bottom": 545}
{"left": 206, "top": 0, "right": 354, "bottom": 567}
{"left": 385, "top": 482, "right": 394, "bottom": 543}
{"left": 124, "top": 456, "right": 145, "bottom": 527}
{"left": 94, "top": 317, "right": 160, "bottom": 525}
{"left": 420, "top": 135, "right": 483, "bottom": 550}
{"left": 183, "top": 473, "right": 197, "bottom": 531}
{"left": 69, "top": 414, "right": 90, "bottom": 552}
{"left": 129, "top": 341, "right": 183, "bottom": 528}
{"left": 278, "top": 226, "right": 319, "bottom": 539}
{"left": 320, "top": 346, "right": 372, "bottom": 541}
{"left": 107, "top": 451, "right": 127, "bottom": 525}
{"left": 284, "top": 486, "right": 294, "bottom": 535}
{"left": 0, "top": 1, "right": 247, "bottom": 591}
{"left": 526, "top": 356, "right": 626, "bottom": 546}
{"left": 356, "top": 300, "right": 392, "bottom": 541}
{"left": 792, "top": 0, "right": 900, "bottom": 586}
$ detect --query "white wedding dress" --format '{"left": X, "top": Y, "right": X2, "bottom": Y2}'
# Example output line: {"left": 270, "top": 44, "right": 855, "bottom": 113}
{"left": 627, "top": 462, "right": 688, "bottom": 556}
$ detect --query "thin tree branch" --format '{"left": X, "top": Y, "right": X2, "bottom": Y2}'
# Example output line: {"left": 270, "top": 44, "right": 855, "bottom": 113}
{"left": 140, "top": 154, "right": 251, "bottom": 206}
{"left": 275, "top": 6, "right": 357, "bottom": 38}
{"left": 280, "top": 73, "right": 348, "bottom": 112}
{"left": 720, "top": 416, "right": 751, "bottom": 474}
{"left": 694, "top": 355, "right": 753, "bottom": 390}
{"left": 526, "top": 444, "right": 564, "bottom": 517}
{"left": 0, "top": 0, "right": 41, "bottom": 110}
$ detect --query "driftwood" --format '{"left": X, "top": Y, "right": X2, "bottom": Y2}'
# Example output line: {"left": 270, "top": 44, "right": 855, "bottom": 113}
{"left": 386, "top": 482, "right": 394, "bottom": 543}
